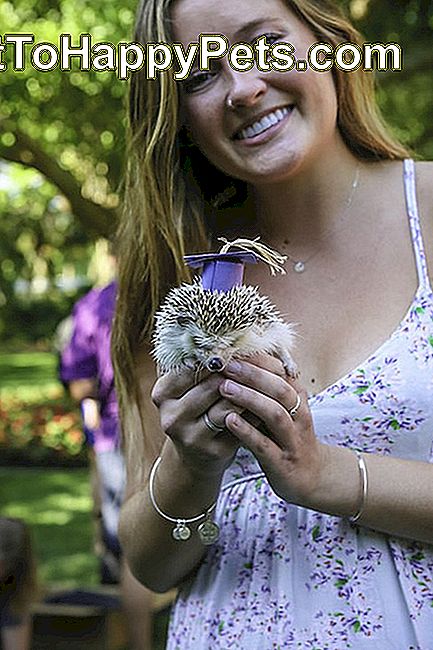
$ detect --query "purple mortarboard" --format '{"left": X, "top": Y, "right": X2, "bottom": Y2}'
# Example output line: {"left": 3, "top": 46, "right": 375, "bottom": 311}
{"left": 184, "top": 251, "right": 258, "bottom": 292}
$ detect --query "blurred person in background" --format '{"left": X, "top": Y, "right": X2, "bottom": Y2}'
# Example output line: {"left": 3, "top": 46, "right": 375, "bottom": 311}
{"left": 59, "top": 260, "right": 153, "bottom": 650}
{"left": 0, "top": 517, "right": 37, "bottom": 650}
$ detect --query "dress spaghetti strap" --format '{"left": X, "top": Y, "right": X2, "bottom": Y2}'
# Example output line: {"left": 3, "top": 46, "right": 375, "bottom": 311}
{"left": 403, "top": 158, "right": 432, "bottom": 291}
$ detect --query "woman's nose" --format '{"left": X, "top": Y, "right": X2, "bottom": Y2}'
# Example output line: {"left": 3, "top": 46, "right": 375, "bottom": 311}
{"left": 225, "top": 68, "right": 268, "bottom": 109}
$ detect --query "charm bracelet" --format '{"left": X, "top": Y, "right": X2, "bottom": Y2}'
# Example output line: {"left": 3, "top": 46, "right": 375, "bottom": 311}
{"left": 148, "top": 456, "right": 220, "bottom": 545}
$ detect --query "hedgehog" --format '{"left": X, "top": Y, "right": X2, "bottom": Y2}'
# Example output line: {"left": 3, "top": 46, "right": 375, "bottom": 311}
{"left": 152, "top": 278, "right": 297, "bottom": 376}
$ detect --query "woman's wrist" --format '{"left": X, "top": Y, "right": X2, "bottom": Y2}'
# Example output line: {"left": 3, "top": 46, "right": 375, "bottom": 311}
{"left": 303, "top": 443, "right": 362, "bottom": 519}
{"left": 156, "top": 441, "right": 225, "bottom": 516}
{"left": 164, "top": 437, "right": 234, "bottom": 482}
{"left": 149, "top": 456, "right": 220, "bottom": 544}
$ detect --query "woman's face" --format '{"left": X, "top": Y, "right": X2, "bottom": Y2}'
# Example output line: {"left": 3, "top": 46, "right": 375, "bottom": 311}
{"left": 171, "top": 0, "right": 340, "bottom": 185}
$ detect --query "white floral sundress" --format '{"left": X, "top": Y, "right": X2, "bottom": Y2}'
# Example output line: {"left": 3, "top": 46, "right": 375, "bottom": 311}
{"left": 167, "top": 160, "right": 433, "bottom": 650}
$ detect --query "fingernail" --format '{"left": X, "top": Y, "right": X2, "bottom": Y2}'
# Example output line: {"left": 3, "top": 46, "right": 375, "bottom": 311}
{"left": 225, "top": 360, "right": 242, "bottom": 375}
{"left": 221, "top": 380, "right": 239, "bottom": 396}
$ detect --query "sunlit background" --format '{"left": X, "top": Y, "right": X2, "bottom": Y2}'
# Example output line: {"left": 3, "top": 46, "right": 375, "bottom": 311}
{"left": 0, "top": 0, "right": 432, "bottom": 646}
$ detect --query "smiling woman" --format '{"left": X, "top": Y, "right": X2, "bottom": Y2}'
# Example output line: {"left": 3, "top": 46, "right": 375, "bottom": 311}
{"left": 112, "top": 0, "right": 433, "bottom": 648}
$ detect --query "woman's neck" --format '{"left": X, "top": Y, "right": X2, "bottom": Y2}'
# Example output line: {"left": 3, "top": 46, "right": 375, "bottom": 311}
{"left": 250, "top": 144, "right": 362, "bottom": 249}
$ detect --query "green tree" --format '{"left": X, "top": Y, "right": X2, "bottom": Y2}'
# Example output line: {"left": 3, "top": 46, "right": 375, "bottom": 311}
{"left": 354, "top": 0, "right": 433, "bottom": 157}
{"left": 0, "top": 0, "right": 134, "bottom": 340}
{"left": 0, "top": 0, "right": 136, "bottom": 237}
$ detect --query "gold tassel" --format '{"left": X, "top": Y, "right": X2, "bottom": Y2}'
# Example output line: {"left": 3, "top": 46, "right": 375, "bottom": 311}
{"left": 218, "top": 237, "right": 287, "bottom": 276}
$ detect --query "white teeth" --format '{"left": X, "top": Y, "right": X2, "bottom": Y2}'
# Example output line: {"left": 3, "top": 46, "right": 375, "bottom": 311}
{"left": 237, "top": 106, "right": 292, "bottom": 140}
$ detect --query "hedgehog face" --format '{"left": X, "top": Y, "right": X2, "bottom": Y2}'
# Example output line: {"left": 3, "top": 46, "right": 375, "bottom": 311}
{"left": 173, "top": 316, "right": 249, "bottom": 372}
{"left": 152, "top": 282, "right": 284, "bottom": 374}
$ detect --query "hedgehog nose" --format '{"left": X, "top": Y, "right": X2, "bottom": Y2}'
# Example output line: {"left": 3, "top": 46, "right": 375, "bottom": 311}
{"left": 207, "top": 356, "right": 224, "bottom": 372}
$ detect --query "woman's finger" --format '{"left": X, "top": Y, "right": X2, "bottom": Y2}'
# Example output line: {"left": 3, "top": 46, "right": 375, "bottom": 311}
{"left": 151, "top": 366, "right": 216, "bottom": 406}
{"left": 151, "top": 369, "right": 197, "bottom": 406}
{"left": 153, "top": 370, "right": 221, "bottom": 411}
{"left": 245, "top": 353, "right": 286, "bottom": 377}
{"left": 225, "top": 412, "right": 281, "bottom": 465}
{"left": 205, "top": 398, "right": 244, "bottom": 431}
{"left": 219, "top": 377, "right": 310, "bottom": 448}
{"left": 223, "top": 360, "right": 305, "bottom": 415}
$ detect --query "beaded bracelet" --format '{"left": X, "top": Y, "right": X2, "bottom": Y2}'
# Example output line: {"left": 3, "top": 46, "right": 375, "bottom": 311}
{"left": 349, "top": 451, "right": 368, "bottom": 524}
{"left": 148, "top": 456, "right": 220, "bottom": 545}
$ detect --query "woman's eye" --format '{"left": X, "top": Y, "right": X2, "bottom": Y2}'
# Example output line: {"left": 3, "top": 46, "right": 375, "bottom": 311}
{"left": 255, "top": 32, "right": 282, "bottom": 47}
{"left": 182, "top": 71, "right": 216, "bottom": 94}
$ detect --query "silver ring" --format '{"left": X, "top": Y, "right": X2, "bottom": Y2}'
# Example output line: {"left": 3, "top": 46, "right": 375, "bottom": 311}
{"left": 203, "top": 411, "right": 225, "bottom": 433}
{"left": 289, "top": 393, "right": 301, "bottom": 418}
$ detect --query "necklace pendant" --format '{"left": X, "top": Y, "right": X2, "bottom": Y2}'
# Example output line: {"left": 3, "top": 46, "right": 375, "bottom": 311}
{"left": 293, "top": 261, "right": 305, "bottom": 273}
{"left": 197, "top": 518, "right": 220, "bottom": 545}
{"left": 172, "top": 522, "right": 191, "bottom": 541}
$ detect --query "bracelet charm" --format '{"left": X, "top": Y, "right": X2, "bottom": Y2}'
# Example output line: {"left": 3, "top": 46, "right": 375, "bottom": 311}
{"left": 198, "top": 516, "right": 220, "bottom": 545}
{"left": 149, "top": 456, "right": 219, "bottom": 544}
{"left": 172, "top": 520, "right": 192, "bottom": 541}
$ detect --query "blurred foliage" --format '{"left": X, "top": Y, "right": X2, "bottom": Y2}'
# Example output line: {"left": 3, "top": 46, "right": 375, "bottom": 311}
{"left": 350, "top": 0, "right": 433, "bottom": 157}
{"left": 0, "top": 0, "right": 133, "bottom": 233}
{"left": 0, "top": 0, "right": 132, "bottom": 342}
{"left": 0, "top": 0, "right": 432, "bottom": 343}
{"left": 0, "top": 162, "right": 94, "bottom": 342}
{"left": 0, "top": 351, "right": 87, "bottom": 464}
{"left": 0, "top": 392, "right": 86, "bottom": 464}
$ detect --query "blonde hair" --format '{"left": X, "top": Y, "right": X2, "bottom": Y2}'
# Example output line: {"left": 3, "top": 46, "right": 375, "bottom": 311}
{"left": 112, "top": 0, "right": 410, "bottom": 479}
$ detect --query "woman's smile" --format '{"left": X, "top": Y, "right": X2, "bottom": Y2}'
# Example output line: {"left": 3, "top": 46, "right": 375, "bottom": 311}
{"left": 232, "top": 104, "right": 294, "bottom": 143}
{"left": 172, "top": 0, "right": 339, "bottom": 183}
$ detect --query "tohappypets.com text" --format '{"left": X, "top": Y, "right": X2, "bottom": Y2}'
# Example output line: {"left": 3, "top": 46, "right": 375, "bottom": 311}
{"left": 0, "top": 33, "right": 402, "bottom": 81}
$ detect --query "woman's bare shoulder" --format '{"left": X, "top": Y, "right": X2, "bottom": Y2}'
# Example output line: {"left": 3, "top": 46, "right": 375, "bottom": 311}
{"left": 415, "top": 160, "right": 433, "bottom": 281}
{"left": 416, "top": 159, "right": 433, "bottom": 179}
{"left": 415, "top": 160, "right": 433, "bottom": 218}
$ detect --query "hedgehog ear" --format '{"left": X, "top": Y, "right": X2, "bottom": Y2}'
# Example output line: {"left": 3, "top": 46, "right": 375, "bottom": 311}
{"left": 176, "top": 314, "right": 193, "bottom": 326}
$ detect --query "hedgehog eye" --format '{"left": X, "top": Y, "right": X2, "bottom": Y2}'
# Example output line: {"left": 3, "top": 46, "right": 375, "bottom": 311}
{"left": 176, "top": 315, "right": 193, "bottom": 326}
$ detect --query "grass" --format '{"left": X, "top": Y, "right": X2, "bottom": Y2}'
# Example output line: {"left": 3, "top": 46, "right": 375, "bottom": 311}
{"left": 0, "top": 350, "right": 60, "bottom": 398}
{"left": 0, "top": 350, "right": 98, "bottom": 586}
{"left": 0, "top": 466, "right": 99, "bottom": 587}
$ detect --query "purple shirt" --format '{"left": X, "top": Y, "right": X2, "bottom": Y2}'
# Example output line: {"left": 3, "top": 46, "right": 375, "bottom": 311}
{"left": 60, "top": 281, "right": 118, "bottom": 453}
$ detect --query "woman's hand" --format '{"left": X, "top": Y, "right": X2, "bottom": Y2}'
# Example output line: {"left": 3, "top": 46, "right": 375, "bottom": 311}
{"left": 220, "top": 358, "right": 327, "bottom": 507}
{"left": 151, "top": 368, "right": 241, "bottom": 479}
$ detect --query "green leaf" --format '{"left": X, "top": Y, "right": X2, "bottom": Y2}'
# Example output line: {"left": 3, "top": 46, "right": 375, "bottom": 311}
{"left": 352, "top": 620, "right": 361, "bottom": 633}
{"left": 312, "top": 525, "right": 321, "bottom": 541}
{"left": 354, "top": 385, "right": 369, "bottom": 395}
{"left": 390, "top": 419, "right": 400, "bottom": 430}
{"left": 428, "top": 336, "right": 433, "bottom": 348}
{"left": 411, "top": 551, "right": 425, "bottom": 562}
{"left": 334, "top": 578, "right": 348, "bottom": 587}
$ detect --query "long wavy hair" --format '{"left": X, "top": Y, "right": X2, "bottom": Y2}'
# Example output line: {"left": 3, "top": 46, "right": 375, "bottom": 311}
{"left": 112, "top": 0, "right": 410, "bottom": 478}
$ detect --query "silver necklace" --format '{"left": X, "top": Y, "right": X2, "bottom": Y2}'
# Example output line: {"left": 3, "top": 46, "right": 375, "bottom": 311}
{"left": 284, "top": 165, "right": 361, "bottom": 274}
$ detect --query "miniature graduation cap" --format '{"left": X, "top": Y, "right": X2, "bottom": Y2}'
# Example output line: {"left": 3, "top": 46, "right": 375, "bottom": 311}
{"left": 184, "top": 237, "right": 287, "bottom": 292}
